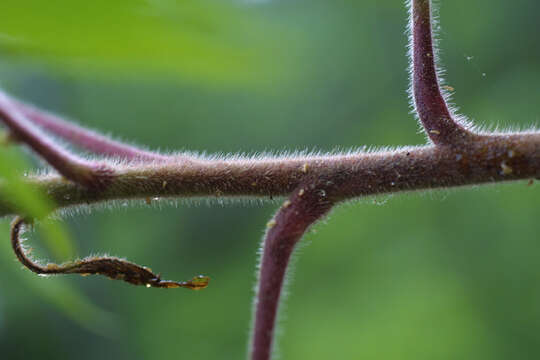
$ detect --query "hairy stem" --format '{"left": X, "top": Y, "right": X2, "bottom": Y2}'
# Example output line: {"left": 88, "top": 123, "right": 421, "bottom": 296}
{"left": 0, "top": 92, "right": 114, "bottom": 189}
{"left": 0, "top": 133, "right": 537, "bottom": 218}
{"left": 0, "top": 1, "right": 538, "bottom": 358}
{"left": 410, "top": 0, "right": 473, "bottom": 145}
{"left": 7, "top": 93, "right": 170, "bottom": 162}
{"left": 251, "top": 183, "right": 334, "bottom": 360}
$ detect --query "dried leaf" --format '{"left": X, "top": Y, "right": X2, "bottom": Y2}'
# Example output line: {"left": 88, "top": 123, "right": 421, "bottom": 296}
{"left": 11, "top": 217, "right": 209, "bottom": 290}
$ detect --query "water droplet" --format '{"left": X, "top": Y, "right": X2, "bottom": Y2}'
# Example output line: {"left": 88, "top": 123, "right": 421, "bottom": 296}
{"left": 185, "top": 275, "right": 210, "bottom": 290}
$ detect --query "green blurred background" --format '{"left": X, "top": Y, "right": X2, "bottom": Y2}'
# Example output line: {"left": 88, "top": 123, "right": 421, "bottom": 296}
{"left": 1, "top": 0, "right": 540, "bottom": 359}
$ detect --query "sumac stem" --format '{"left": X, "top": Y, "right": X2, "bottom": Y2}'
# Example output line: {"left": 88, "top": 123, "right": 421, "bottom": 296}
{"left": 251, "top": 183, "right": 334, "bottom": 360}
{"left": 9, "top": 96, "right": 170, "bottom": 162}
{"left": 0, "top": 1, "right": 538, "bottom": 360}
{"left": 410, "top": 0, "right": 473, "bottom": 145}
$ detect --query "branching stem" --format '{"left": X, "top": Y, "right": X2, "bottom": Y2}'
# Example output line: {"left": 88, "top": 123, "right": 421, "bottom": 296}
{"left": 0, "top": 134, "right": 538, "bottom": 218}
{"left": 0, "top": 1, "right": 538, "bottom": 360}
{"left": 0, "top": 92, "right": 114, "bottom": 189}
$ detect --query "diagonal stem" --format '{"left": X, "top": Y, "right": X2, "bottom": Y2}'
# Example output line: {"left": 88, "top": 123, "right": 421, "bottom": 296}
{"left": 251, "top": 181, "right": 334, "bottom": 360}
{"left": 0, "top": 91, "right": 114, "bottom": 189}
{"left": 7, "top": 93, "right": 170, "bottom": 162}
{"left": 410, "top": 0, "right": 473, "bottom": 145}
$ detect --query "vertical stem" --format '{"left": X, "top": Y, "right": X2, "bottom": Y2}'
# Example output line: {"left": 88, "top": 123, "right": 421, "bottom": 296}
{"left": 251, "top": 183, "right": 334, "bottom": 360}
{"left": 411, "top": 0, "right": 472, "bottom": 145}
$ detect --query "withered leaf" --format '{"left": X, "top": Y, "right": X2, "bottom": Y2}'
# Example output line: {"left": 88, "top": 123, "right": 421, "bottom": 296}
{"left": 11, "top": 217, "right": 209, "bottom": 290}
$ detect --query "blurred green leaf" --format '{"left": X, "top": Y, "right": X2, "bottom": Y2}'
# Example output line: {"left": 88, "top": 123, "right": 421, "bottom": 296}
{"left": 0, "top": 146, "right": 116, "bottom": 334}
{"left": 20, "top": 269, "right": 119, "bottom": 337}
{"left": 0, "top": 221, "right": 118, "bottom": 337}
{"left": 0, "top": 0, "right": 297, "bottom": 85}
{"left": 0, "top": 146, "right": 73, "bottom": 259}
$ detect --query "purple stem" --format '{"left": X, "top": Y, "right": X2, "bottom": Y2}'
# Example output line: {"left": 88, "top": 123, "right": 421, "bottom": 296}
{"left": 9, "top": 95, "right": 169, "bottom": 162}
{"left": 0, "top": 92, "right": 113, "bottom": 189}
{"left": 411, "top": 0, "right": 472, "bottom": 145}
{"left": 251, "top": 182, "right": 334, "bottom": 360}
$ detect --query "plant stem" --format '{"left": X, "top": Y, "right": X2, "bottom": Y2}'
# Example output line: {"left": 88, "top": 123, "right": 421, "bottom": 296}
{"left": 0, "top": 92, "right": 114, "bottom": 189}
{"left": 251, "top": 183, "right": 334, "bottom": 360}
{"left": 1, "top": 133, "right": 537, "bottom": 218}
{"left": 410, "top": 0, "right": 473, "bottom": 145}
{"left": 9, "top": 95, "right": 170, "bottom": 162}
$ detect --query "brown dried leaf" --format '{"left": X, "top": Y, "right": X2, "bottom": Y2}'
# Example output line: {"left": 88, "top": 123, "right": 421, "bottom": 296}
{"left": 11, "top": 217, "right": 209, "bottom": 290}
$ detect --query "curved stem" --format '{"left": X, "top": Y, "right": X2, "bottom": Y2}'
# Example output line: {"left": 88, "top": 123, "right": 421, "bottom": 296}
{"left": 251, "top": 183, "right": 334, "bottom": 360}
{"left": 410, "top": 0, "right": 472, "bottom": 145}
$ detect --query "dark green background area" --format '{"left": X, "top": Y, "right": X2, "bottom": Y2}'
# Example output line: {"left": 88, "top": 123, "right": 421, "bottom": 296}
{"left": 1, "top": 0, "right": 540, "bottom": 359}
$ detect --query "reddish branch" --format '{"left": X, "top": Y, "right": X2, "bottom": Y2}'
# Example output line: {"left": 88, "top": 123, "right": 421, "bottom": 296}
{"left": 11, "top": 98, "right": 169, "bottom": 162}
{"left": 0, "top": 1, "right": 538, "bottom": 360}
{"left": 410, "top": 0, "right": 473, "bottom": 145}
{"left": 0, "top": 134, "right": 538, "bottom": 218}
{"left": 0, "top": 92, "right": 114, "bottom": 189}
{"left": 251, "top": 180, "right": 335, "bottom": 360}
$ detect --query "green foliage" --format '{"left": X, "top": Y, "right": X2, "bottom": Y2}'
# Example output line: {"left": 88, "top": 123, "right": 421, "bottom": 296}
{"left": 0, "top": 230, "right": 116, "bottom": 336}
{"left": 0, "top": 0, "right": 296, "bottom": 85}
{"left": 0, "top": 146, "right": 72, "bottom": 258}
{"left": 0, "top": 146, "right": 114, "bottom": 333}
